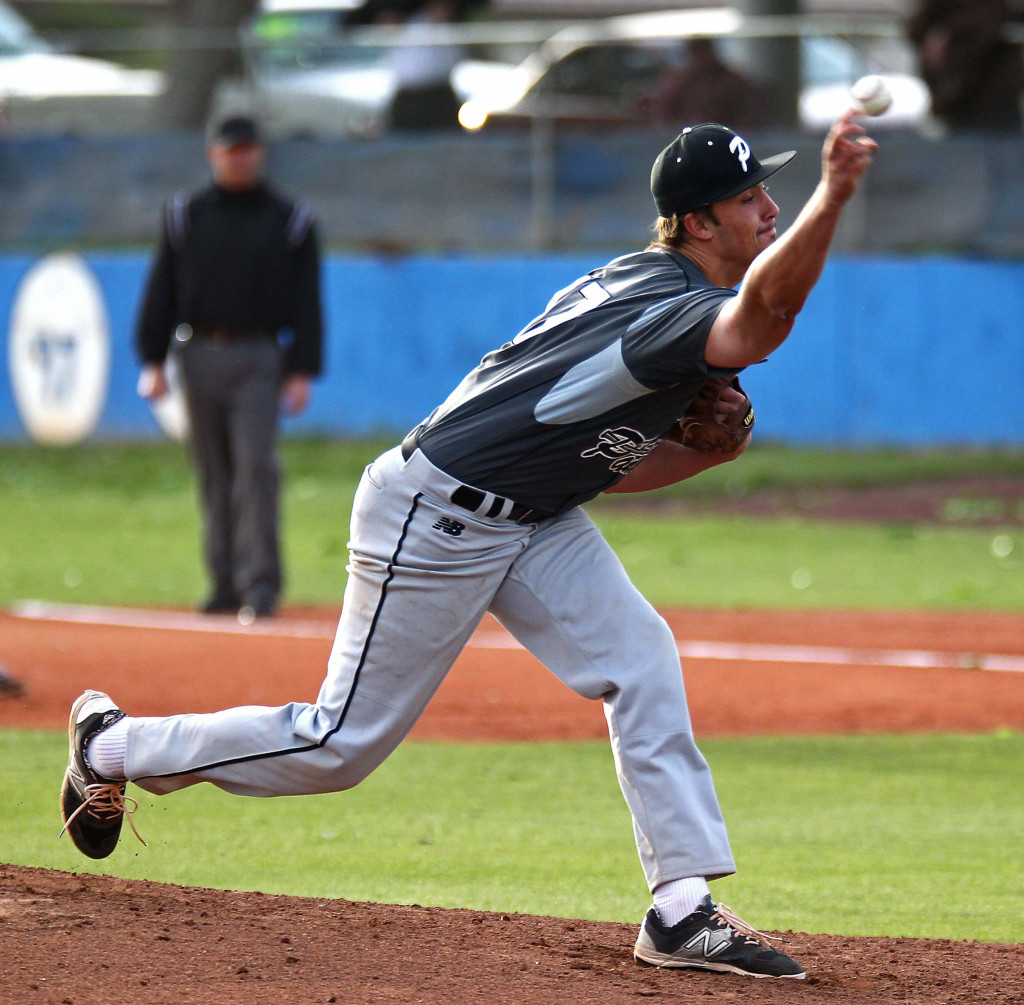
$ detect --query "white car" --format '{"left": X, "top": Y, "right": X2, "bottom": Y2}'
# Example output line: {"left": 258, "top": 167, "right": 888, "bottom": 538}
{"left": 456, "top": 7, "right": 930, "bottom": 133}
{"left": 0, "top": 2, "right": 160, "bottom": 135}
{"left": 230, "top": 0, "right": 520, "bottom": 138}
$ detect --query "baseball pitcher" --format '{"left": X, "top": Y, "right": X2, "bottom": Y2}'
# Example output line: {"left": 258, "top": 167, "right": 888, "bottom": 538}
{"left": 61, "top": 112, "right": 876, "bottom": 979}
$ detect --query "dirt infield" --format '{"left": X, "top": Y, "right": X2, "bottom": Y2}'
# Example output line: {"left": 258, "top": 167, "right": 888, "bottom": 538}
{"left": 2, "top": 603, "right": 1024, "bottom": 1003}
{"left": 4, "top": 862, "right": 1023, "bottom": 1005}
{"left": 4, "top": 605, "right": 1024, "bottom": 739}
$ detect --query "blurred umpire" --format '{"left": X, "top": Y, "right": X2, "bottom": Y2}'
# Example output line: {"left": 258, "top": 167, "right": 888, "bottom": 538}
{"left": 136, "top": 115, "right": 324, "bottom": 619}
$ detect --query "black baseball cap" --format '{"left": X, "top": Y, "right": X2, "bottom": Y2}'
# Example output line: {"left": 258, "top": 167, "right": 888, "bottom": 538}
{"left": 651, "top": 123, "right": 795, "bottom": 218}
{"left": 211, "top": 115, "right": 262, "bottom": 146}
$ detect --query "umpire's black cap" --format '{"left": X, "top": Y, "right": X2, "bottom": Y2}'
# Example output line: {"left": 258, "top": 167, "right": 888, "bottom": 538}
{"left": 211, "top": 114, "right": 262, "bottom": 146}
{"left": 651, "top": 123, "right": 795, "bottom": 218}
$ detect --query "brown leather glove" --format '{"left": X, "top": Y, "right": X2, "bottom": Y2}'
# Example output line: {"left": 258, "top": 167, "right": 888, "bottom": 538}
{"left": 665, "top": 375, "right": 755, "bottom": 453}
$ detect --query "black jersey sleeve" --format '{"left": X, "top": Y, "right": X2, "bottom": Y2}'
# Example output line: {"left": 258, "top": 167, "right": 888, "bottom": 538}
{"left": 620, "top": 286, "right": 738, "bottom": 388}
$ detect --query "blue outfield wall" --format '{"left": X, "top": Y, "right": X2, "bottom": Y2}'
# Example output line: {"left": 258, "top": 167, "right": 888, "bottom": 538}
{"left": 1, "top": 252, "right": 1022, "bottom": 446}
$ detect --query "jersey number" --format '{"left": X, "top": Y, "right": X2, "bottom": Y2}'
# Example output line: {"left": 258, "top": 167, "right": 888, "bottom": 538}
{"left": 513, "top": 279, "right": 610, "bottom": 344}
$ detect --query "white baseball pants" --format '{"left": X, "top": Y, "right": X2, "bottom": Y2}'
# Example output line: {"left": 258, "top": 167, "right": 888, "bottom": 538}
{"left": 126, "top": 444, "right": 736, "bottom": 889}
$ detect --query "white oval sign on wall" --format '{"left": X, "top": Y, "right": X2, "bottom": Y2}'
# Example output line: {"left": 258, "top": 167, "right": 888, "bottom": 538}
{"left": 8, "top": 253, "right": 110, "bottom": 445}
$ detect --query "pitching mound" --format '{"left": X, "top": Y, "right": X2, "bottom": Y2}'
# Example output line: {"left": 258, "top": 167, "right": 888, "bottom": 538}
{"left": 3, "top": 864, "right": 1022, "bottom": 1005}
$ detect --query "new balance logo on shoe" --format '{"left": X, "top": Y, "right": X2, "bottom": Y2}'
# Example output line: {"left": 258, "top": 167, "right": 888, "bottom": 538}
{"left": 634, "top": 896, "right": 805, "bottom": 979}
{"left": 433, "top": 517, "right": 466, "bottom": 537}
{"left": 684, "top": 926, "right": 733, "bottom": 959}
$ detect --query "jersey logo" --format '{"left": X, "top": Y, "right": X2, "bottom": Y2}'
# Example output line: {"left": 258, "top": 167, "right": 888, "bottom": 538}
{"left": 433, "top": 516, "right": 466, "bottom": 537}
{"left": 729, "top": 135, "right": 751, "bottom": 173}
{"left": 581, "top": 426, "right": 660, "bottom": 475}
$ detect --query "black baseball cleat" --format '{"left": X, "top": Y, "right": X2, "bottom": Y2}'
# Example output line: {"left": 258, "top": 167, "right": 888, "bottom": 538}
{"left": 634, "top": 896, "right": 806, "bottom": 979}
{"left": 60, "top": 690, "right": 145, "bottom": 859}
{"left": 0, "top": 670, "right": 26, "bottom": 699}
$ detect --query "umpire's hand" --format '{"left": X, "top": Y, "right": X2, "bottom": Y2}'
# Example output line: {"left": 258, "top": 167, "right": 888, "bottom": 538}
{"left": 137, "top": 363, "right": 169, "bottom": 401}
{"left": 280, "top": 374, "right": 312, "bottom": 416}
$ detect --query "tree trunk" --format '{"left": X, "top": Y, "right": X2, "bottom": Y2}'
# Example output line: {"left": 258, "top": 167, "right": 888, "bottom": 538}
{"left": 734, "top": 0, "right": 802, "bottom": 129}
{"left": 152, "top": 0, "right": 261, "bottom": 130}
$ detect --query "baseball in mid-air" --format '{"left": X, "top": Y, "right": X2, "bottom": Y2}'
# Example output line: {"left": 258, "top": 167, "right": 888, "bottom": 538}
{"left": 849, "top": 75, "right": 893, "bottom": 116}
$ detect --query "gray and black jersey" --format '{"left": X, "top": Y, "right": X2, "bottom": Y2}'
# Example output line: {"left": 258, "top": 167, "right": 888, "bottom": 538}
{"left": 412, "top": 247, "right": 741, "bottom": 516}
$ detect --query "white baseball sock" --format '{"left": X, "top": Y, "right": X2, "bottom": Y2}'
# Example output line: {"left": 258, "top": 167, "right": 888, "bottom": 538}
{"left": 653, "top": 876, "right": 711, "bottom": 927}
{"left": 85, "top": 717, "right": 130, "bottom": 780}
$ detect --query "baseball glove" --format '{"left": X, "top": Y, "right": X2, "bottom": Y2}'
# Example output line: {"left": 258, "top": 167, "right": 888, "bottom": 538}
{"left": 665, "top": 375, "right": 755, "bottom": 453}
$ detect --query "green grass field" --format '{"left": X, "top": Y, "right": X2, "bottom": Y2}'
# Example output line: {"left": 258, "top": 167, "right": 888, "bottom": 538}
{"left": 3, "top": 731, "right": 1021, "bottom": 943}
{"left": 1, "top": 439, "right": 1022, "bottom": 609}
{"left": 2, "top": 440, "right": 1022, "bottom": 943}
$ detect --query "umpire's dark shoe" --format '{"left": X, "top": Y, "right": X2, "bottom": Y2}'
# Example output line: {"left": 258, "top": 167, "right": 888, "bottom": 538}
{"left": 238, "top": 591, "right": 277, "bottom": 622}
{"left": 60, "top": 690, "right": 144, "bottom": 859}
{"left": 634, "top": 896, "right": 806, "bottom": 979}
{"left": 199, "top": 589, "right": 240, "bottom": 614}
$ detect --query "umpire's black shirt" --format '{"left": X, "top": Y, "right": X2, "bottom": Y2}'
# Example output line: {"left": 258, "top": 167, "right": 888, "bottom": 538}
{"left": 136, "top": 182, "right": 323, "bottom": 376}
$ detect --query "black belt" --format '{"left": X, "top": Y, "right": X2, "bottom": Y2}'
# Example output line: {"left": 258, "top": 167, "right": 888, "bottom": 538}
{"left": 189, "top": 326, "right": 277, "bottom": 341}
{"left": 400, "top": 430, "right": 544, "bottom": 524}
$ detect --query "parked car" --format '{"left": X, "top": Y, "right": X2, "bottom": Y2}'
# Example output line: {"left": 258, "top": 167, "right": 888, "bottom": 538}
{"left": 455, "top": 7, "right": 930, "bottom": 133}
{"left": 0, "top": 1, "right": 160, "bottom": 135}
{"left": 231, "top": 0, "right": 520, "bottom": 137}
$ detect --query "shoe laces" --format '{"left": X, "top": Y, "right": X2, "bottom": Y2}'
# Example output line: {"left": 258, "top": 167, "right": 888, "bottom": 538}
{"left": 61, "top": 781, "right": 147, "bottom": 848}
{"left": 712, "top": 902, "right": 788, "bottom": 948}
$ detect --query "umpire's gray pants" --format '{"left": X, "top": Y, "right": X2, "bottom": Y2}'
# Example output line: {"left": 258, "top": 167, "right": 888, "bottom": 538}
{"left": 125, "top": 444, "right": 736, "bottom": 891}
{"left": 177, "top": 336, "right": 282, "bottom": 603}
